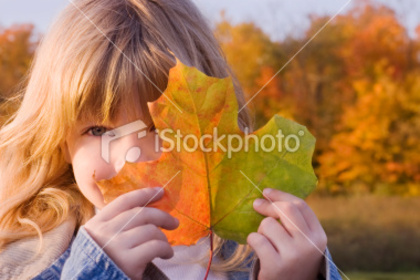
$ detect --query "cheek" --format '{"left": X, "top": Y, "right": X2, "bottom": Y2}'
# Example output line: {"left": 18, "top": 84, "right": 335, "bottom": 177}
{"left": 139, "top": 132, "right": 162, "bottom": 161}
{"left": 71, "top": 146, "right": 113, "bottom": 208}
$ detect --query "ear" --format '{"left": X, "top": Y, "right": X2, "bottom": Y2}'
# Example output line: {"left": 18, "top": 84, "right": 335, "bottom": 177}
{"left": 60, "top": 141, "right": 71, "bottom": 164}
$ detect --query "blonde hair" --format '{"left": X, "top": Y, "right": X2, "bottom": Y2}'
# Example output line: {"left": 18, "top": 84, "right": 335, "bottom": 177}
{"left": 0, "top": 0, "right": 255, "bottom": 273}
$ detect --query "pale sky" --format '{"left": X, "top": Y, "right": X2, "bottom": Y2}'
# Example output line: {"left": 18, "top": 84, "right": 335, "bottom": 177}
{"left": 0, "top": 0, "right": 419, "bottom": 40}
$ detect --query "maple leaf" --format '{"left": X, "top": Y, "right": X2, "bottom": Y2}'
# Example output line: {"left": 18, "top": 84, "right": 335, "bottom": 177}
{"left": 95, "top": 59, "right": 317, "bottom": 246}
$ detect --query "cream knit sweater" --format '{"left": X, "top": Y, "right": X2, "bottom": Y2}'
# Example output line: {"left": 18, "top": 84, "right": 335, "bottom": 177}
{"left": 0, "top": 218, "right": 76, "bottom": 280}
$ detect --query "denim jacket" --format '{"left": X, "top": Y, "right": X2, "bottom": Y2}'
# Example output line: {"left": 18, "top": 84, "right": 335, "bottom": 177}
{"left": 32, "top": 226, "right": 342, "bottom": 280}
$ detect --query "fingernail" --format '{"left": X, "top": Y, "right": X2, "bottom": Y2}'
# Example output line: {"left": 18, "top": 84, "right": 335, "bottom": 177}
{"left": 253, "top": 198, "right": 264, "bottom": 207}
{"left": 154, "top": 187, "right": 163, "bottom": 192}
{"left": 263, "top": 188, "right": 273, "bottom": 196}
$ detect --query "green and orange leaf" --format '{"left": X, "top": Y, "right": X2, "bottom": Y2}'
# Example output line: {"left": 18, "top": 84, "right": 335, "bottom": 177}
{"left": 95, "top": 59, "right": 317, "bottom": 246}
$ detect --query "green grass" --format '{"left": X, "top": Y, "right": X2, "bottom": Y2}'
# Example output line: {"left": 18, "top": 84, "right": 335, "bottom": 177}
{"left": 344, "top": 272, "right": 420, "bottom": 280}
{"left": 305, "top": 194, "right": 420, "bottom": 272}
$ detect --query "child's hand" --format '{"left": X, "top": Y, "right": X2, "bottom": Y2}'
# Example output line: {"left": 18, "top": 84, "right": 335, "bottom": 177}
{"left": 84, "top": 187, "right": 179, "bottom": 280}
{"left": 247, "top": 188, "right": 327, "bottom": 280}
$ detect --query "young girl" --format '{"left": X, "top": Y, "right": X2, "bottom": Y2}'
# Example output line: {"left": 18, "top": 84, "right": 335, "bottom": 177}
{"left": 0, "top": 0, "right": 342, "bottom": 279}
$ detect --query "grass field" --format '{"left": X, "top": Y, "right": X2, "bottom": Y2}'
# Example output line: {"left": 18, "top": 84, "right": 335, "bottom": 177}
{"left": 305, "top": 194, "right": 420, "bottom": 272}
{"left": 344, "top": 272, "right": 420, "bottom": 280}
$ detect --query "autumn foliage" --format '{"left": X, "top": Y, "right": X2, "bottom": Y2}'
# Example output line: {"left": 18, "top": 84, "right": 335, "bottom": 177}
{"left": 1, "top": 2, "right": 419, "bottom": 196}
{"left": 0, "top": 24, "right": 38, "bottom": 126}
{"left": 214, "top": 2, "right": 420, "bottom": 196}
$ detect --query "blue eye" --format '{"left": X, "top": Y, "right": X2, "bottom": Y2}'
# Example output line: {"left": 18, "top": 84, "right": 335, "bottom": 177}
{"left": 88, "top": 126, "right": 108, "bottom": 136}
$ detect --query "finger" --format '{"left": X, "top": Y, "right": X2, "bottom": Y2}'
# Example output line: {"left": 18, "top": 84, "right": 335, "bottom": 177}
{"left": 257, "top": 217, "right": 293, "bottom": 252}
{"left": 119, "top": 224, "right": 169, "bottom": 249}
{"left": 262, "top": 188, "right": 319, "bottom": 231}
{"left": 110, "top": 207, "right": 179, "bottom": 232}
{"left": 99, "top": 187, "right": 164, "bottom": 221}
{"left": 247, "top": 232, "right": 279, "bottom": 270}
{"left": 253, "top": 198, "right": 311, "bottom": 235}
{"left": 129, "top": 240, "right": 174, "bottom": 263}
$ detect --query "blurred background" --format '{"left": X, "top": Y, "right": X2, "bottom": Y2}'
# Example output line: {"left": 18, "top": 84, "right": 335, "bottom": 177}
{"left": 1, "top": 0, "right": 419, "bottom": 279}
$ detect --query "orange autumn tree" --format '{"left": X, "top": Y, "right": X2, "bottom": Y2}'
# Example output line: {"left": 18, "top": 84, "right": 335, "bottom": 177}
{"left": 252, "top": 66, "right": 294, "bottom": 125}
{"left": 319, "top": 64, "right": 420, "bottom": 195}
{"left": 0, "top": 24, "right": 37, "bottom": 97}
{"left": 337, "top": 3, "right": 409, "bottom": 80}
{"left": 317, "top": 3, "right": 419, "bottom": 195}
{"left": 214, "top": 1, "right": 419, "bottom": 195}
{"left": 214, "top": 18, "right": 279, "bottom": 98}
{"left": 0, "top": 24, "right": 38, "bottom": 127}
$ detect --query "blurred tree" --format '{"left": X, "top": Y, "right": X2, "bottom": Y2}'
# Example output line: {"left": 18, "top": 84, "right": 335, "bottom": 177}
{"left": 416, "top": 24, "right": 420, "bottom": 66}
{"left": 337, "top": 3, "right": 410, "bottom": 80}
{"left": 252, "top": 66, "right": 295, "bottom": 124}
{"left": 278, "top": 16, "right": 349, "bottom": 157}
{"left": 214, "top": 16, "right": 279, "bottom": 96}
{"left": 214, "top": 1, "right": 419, "bottom": 195}
{"left": 319, "top": 65, "right": 420, "bottom": 195}
{"left": 0, "top": 24, "right": 37, "bottom": 98}
{"left": 0, "top": 24, "right": 37, "bottom": 126}
{"left": 316, "top": 2, "right": 418, "bottom": 195}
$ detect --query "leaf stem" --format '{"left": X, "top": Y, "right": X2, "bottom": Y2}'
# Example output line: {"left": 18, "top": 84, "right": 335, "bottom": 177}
{"left": 204, "top": 230, "right": 213, "bottom": 280}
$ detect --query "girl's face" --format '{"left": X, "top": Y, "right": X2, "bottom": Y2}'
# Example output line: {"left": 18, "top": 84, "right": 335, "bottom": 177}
{"left": 62, "top": 106, "right": 161, "bottom": 209}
